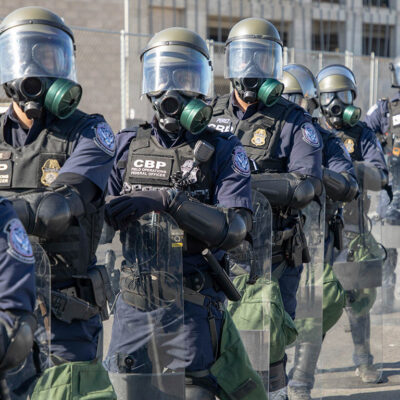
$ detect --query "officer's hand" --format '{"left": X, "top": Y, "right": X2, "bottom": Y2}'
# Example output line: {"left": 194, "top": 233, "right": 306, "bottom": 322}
{"left": 0, "top": 311, "right": 36, "bottom": 374}
{"left": 105, "top": 190, "right": 174, "bottom": 231}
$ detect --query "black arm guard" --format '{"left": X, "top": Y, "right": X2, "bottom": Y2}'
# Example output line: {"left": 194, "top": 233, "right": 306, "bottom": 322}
{"left": 353, "top": 162, "right": 388, "bottom": 191}
{"left": 251, "top": 172, "right": 317, "bottom": 209}
{"left": 0, "top": 311, "right": 37, "bottom": 374}
{"left": 323, "top": 168, "right": 359, "bottom": 202}
{"left": 168, "top": 192, "right": 248, "bottom": 251}
{"left": 11, "top": 185, "right": 85, "bottom": 238}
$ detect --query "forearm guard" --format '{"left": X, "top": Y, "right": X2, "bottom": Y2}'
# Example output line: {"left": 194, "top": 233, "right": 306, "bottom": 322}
{"left": 168, "top": 192, "right": 248, "bottom": 251}
{"left": 11, "top": 185, "right": 85, "bottom": 239}
{"left": 353, "top": 162, "right": 388, "bottom": 191}
{"left": 0, "top": 311, "right": 37, "bottom": 374}
{"left": 251, "top": 172, "right": 317, "bottom": 209}
{"left": 323, "top": 168, "right": 359, "bottom": 202}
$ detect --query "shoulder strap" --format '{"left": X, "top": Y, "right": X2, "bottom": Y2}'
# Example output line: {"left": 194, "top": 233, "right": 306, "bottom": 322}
{"left": 212, "top": 94, "right": 231, "bottom": 116}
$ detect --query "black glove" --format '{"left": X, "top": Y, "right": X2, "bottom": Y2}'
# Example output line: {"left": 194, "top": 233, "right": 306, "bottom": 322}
{"left": 105, "top": 190, "right": 173, "bottom": 231}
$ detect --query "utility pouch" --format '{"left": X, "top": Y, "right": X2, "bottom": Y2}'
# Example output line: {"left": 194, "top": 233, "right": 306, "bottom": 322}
{"left": 74, "top": 265, "right": 114, "bottom": 321}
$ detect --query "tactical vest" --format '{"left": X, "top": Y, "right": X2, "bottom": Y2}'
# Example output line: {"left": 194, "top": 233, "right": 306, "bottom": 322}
{"left": 336, "top": 122, "right": 364, "bottom": 163}
{"left": 210, "top": 94, "right": 299, "bottom": 173}
{"left": 0, "top": 110, "right": 105, "bottom": 283}
{"left": 121, "top": 123, "right": 226, "bottom": 205}
{"left": 335, "top": 122, "right": 369, "bottom": 228}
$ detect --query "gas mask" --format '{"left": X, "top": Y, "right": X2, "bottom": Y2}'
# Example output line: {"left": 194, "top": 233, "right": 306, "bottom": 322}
{"left": 320, "top": 91, "right": 361, "bottom": 129}
{"left": 282, "top": 93, "right": 318, "bottom": 115}
{"left": 150, "top": 91, "right": 212, "bottom": 135}
{"left": 3, "top": 76, "right": 82, "bottom": 120}
{"left": 232, "top": 77, "right": 283, "bottom": 106}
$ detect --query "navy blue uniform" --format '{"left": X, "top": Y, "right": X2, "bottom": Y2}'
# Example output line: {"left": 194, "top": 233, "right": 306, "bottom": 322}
{"left": 209, "top": 94, "right": 323, "bottom": 319}
{"left": 365, "top": 98, "right": 393, "bottom": 142}
{"left": 317, "top": 123, "right": 356, "bottom": 264}
{"left": 0, "top": 197, "right": 35, "bottom": 326}
{"left": 104, "top": 122, "right": 252, "bottom": 376}
{"left": 1, "top": 106, "right": 115, "bottom": 362}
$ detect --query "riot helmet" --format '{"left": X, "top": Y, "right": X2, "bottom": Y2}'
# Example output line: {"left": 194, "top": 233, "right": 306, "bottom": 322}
{"left": 141, "top": 27, "right": 213, "bottom": 135}
{"left": 282, "top": 64, "right": 319, "bottom": 114}
{"left": 389, "top": 57, "right": 400, "bottom": 88}
{"left": 0, "top": 7, "right": 82, "bottom": 119}
{"left": 225, "top": 18, "right": 284, "bottom": 106}
{"left": 316, "top": 64, "right": 361, "bottom": 129}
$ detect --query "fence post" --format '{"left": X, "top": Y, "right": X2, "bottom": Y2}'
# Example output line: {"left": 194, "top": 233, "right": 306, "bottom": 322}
{"left": 283, "top": 46, "right": 288, "bottom": 66}
{"left": 120, "top": 30, "right": 127, "bottom": 130}
{"left": 318, "top": 52, "right": 323, "bottom": 71}
{"left": 207, "top": 39, "right": 215, "bottom": 98}
{"left": 374, "top": 56, "right": 379, "bottom": 105}
{"left": 369, "top": 52, "right": 375, "bottom": 109}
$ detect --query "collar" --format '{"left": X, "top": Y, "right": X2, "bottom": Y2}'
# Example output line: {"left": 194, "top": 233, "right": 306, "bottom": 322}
{"left": 230, "top": 91, "right": 263, "bottom": 120}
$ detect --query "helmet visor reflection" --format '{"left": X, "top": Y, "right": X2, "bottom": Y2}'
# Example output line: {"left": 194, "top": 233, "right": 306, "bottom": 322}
{"left": 225, "top": 39, "right": 282, "bottom": 79}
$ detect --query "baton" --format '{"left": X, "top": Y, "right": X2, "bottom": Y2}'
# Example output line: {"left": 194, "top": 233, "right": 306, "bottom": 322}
{"left": 202, "top": 249, "right": 241, "bottom": 302}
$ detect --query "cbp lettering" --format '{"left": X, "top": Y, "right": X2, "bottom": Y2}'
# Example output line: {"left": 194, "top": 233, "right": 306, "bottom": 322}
{"left": 133, "top": 159, "right": 167, "bottom": 169}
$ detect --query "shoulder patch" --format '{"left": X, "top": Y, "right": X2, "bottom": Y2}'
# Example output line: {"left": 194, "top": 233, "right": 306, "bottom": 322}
{"left": 94, "top": 122, "right": 115, "bottom": 156}
{"left": 366, "top": 104, "right": 378, "bottom": 116}
{"left": 301, "top": 123, "right": 320, "bottom": 148}
{"left": 4, "top": 218, "right": 34, "bottom": 264}
{"left": 232, "top": 146, "right": 250, "bottom": 177}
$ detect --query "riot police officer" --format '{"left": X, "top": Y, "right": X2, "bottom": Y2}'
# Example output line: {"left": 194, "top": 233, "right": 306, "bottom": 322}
{"left": 317, "top": 64, "right": 388, "bottom": 384}
{"left": 104, "top": 27, "right": 263, "bottom": 400}
{"left": 0, "top": 197, "right": 36, "bottom": 399}
{"left": 0, "top": 7, "right": 116, "bottom": 398}
{"left": 208, "top": 18, "right": 323, "bottom": 400}
{"left": 281, "top": 64, "right": 358, "bottom": 400}
{"left": 365, "top": 58, "right": 400, "bottom": 313}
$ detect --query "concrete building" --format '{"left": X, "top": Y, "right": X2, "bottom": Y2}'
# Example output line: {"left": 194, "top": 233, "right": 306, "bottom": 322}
{"left": 0, "top": 0, "right": 398, "bottom": 131}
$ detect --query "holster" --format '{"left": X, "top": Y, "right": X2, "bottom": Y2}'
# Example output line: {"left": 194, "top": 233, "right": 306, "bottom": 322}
{"left": 51, "top": 265, "right": 113, "bottom": 323}
{"left": 282, "top": 217, "right": 310, "bottom": 267}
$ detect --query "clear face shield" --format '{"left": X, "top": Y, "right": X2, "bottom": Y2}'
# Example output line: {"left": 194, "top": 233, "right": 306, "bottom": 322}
{"left": 0, "top": 26, "right": 81, "bottom": 119}
{"left": 390, "top": 57, "right": 400, "bottom": 88}
{"left": 142, "top": 45, "right": 212, "bottom": 97}
{"left": 283, "top": 65, "right": 318, "bottom": 99}
{"left": 0, "top": 26, "right": 77, "bottom": 84}
{"left": 225, "top": 38, "right": 283, "bottom": 106}
{"left": 141, "top": 45, "right": 213, "bottom": 135}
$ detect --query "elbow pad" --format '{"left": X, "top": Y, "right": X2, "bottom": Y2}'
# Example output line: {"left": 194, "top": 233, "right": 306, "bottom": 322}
{"left": 323, "top": 168, "right": 359, "bottom": 202}
{"left": 251, "top": 172, "right": 316, "bottom": 209}
{"left": 354, "top": 162, "right": 388, "bottom": 191}
{"left": 11, "top": 185, "right": 85, "bottom": 239}
{"left": 168, "top": 192, "right": 248, "bottom": 250}
{"left": 0, "top": 311, "right": 37, "bottom": 374}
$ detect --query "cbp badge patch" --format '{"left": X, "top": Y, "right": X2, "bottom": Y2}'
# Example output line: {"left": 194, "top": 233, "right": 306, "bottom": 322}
{"left": 232, "top": 146, "right": 250, "bottom": 177}
{"left": 181, "top": 159, "right": 199, "bottom": 184}
{"left": 41, "top": 159, "right": 61, "bottom": 186}
{"left": 251, "top": 128, "right": 267, "bottom": 146}
{"left": 301, "top": 123, "right": 320, "bottom": 147}
{"left": 344, "top": 138, "right": 355, "bottom": 153}
{"left": 4, "top": 218, "right": 34, "bottom": 264}
{"left": 94, "top": 122, "right": 115, "bottom": 156}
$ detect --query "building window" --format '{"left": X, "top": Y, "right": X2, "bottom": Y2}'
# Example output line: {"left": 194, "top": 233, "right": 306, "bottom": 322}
{"left": 312, "top": 0, "right": 343, "bottom": 4}
{"left": 363, "top": 0, "right": 389, "bottom": 7}
{"left": 207, "top": 16, "right": 241, "bottom": 43}
{"left": 362, "top": 23, "right": 391, "bottom": 57}
{"left": 312, "top": 20, "right": 342, "bottom": 52}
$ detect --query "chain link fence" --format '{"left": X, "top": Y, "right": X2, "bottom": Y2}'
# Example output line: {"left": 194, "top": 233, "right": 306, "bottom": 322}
{"left": 0, "top": 25, "right": 395, "bottom": 132}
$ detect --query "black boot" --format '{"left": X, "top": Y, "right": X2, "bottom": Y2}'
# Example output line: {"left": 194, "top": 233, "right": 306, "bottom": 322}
{"left": 345, "top": 307, "right": 382, "bottom": 383}
{"left": 287, "top": 341, "right": 322, "bottom": 400}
